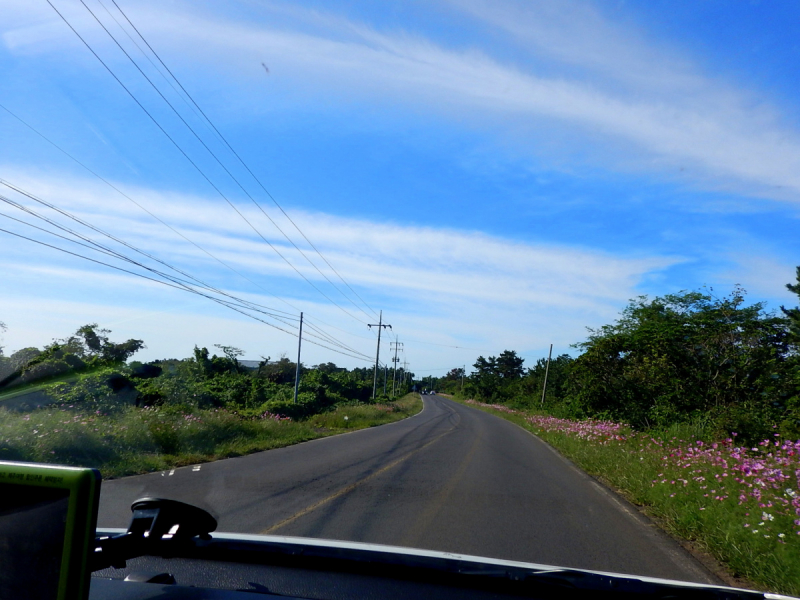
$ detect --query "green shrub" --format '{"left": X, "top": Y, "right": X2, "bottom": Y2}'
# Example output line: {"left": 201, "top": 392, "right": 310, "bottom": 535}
{"left": 21, "top": 360, "right": 72, "bottom": 383}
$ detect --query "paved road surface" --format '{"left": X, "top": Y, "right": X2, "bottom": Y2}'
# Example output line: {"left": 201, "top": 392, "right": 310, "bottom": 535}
{"left": 98, "top": 395, "right": 716, "bottom": 583}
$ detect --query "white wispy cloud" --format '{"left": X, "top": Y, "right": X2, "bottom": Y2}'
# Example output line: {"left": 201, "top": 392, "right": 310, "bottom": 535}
{"left": 5, "top": 0, "right": 792, "bottom": 202}
{"left": 2, "top": 0, "right": 797, "bottom": 369}
{"left": 0, "top": 168, "right": 677, "bottom": 365}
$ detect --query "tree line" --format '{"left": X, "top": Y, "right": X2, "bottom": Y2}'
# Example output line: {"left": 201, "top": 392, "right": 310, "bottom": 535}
{"left": 0, "top": 323, "right": 412, "bottom": 419}
{"left": 448, "top": 268, "right": 800, "bottom": 443}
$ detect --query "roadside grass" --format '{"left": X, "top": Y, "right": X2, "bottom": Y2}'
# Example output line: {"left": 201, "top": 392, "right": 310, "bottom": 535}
{"left": 0, "top": 394, "right": 421, "bottom": 479}
{"left": 451, "top": 397, "right": 800, "bottom": 596}
{"left": 306, "top": 396, "right": 420, "bottom": 430}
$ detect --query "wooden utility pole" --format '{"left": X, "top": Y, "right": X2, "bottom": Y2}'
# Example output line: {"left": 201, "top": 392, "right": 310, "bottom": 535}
{"left": 293, "top": 312, "right": 303, "bottom": 404}
{"left": 367, "top": 311, "right": 391, "bottom": 399}
{"left": 540, "top": 343, "right": 553, "bottom": 406}
{"left": 391, "top": 341, "right": 403, "bottom": 397}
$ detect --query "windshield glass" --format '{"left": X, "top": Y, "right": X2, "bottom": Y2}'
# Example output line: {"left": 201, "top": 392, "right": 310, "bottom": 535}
{"left": 2, "top": 1, "right": 799, "bottom": 596}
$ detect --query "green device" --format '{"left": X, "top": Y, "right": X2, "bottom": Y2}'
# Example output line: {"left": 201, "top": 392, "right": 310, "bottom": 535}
{"left": 0, "top": 461, "right": 100, "bottom": 600}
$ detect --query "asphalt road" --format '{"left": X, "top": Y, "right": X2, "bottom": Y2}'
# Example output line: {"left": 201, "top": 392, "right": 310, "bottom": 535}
{"left": 98, "top": 395, "right": 717, "bottom": 583}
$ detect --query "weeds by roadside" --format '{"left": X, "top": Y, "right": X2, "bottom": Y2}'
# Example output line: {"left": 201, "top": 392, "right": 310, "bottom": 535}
{"left": 457, "top": 398, "right": 800, "bottom": 597}
{"left": 0, "top": 394, "right": 421, "bottom": 479}
{"left": 307, "top": 398, "right": 418, "bottom": 430}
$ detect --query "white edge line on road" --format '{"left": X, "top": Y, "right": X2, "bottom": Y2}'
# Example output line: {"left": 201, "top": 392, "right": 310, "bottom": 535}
{"left": 140, "top": 396, "right": 428, "bottom": 479}
{"left": 448, "top": 397, "right": 720, "bottom": 585}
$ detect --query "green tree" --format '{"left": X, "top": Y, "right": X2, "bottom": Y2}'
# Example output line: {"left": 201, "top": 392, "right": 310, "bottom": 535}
{"left": 314, "top": 362, "right": 344, "bottom": 374}
{"left": 258, "top": 355, "right": 300, "bottom": 384}
{"left": 782, "top": 266, "right": 800, "bottom": 341}
{"left": 0, "top": 347, "right": 42, "bottom": 387}
{"left": 467, "top": 350, "right": 525, "bottom": 402}
{"left": 779, "top": 267, "right": 800, "bottom": 437}
{"left": 61, "top": 324, "right": 144, "bottom": 365}
{"left": 213, "top": 344, "right": 244, "bottom": 373}
{"left": 567, "top": 287, "right": 795, "bottom": 438}
{"left": 496, "top": 350, "right": 525, "bottom": 379}
{"left": 520, "top": 354, "right": 574, "bottom": 410}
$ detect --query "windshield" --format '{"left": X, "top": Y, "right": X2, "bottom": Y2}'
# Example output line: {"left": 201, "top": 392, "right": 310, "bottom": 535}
{"left": 2, "top": 0, "right": 799, "bottom": 596}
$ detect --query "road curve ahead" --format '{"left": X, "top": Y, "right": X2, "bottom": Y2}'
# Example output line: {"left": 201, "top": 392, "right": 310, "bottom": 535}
{"left": 98, "top": 395, "right": 716, "bottom": 583}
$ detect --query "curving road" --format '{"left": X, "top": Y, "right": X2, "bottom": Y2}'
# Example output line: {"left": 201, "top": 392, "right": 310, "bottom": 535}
{"left": 98, "top": 395, "right": 717, "bottom": 583}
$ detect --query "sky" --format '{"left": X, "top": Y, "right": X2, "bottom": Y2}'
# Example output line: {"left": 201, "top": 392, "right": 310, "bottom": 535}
{"left": 1, "top": 0, "right": 799, "bottom": 376}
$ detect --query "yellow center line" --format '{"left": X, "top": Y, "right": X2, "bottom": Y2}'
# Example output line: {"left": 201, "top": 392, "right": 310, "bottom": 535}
{"left": 398, "top": 430, "right": 480, "bottom": 547}
{"left": 260, "top": 428, "right": 454, "bottom": 534}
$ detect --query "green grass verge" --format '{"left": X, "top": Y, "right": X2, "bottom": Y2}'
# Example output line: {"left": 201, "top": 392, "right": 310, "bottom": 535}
{"left": 0, "top": 394, "right": 421, "bottom": 479}
{"left": 448, "top": 396, "right": 800, "bottom": 596}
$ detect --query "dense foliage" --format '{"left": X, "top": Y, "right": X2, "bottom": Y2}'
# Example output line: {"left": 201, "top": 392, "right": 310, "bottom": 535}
{"left": 0, "top": 323, "right": 143, "bottom": 388}
{"left": 459, "top": 272, "right": 800, "bottom": 443}
{"left": 0, "top": 325, "right": 410, "bottom": 420}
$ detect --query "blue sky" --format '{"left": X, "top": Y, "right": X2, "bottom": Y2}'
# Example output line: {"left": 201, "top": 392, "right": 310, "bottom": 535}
{"left": 1, "top": 0, "right": 799, "bottom": 375}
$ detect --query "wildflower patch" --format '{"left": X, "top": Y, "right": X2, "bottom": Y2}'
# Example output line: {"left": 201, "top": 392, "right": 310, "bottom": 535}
{"left": 463, "top": 399, "right": 800, "bottom": 596}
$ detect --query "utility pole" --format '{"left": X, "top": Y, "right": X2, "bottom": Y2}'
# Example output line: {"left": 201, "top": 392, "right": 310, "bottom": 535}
{"left": 367, "top": 311, "right": 391, "bottom": 399}
{"left": 384, "top": 364, "right": 388, "bottom": 395}
{"left": 461, "top": 364, "right": 465, "bottom": 392}
{"left": 293, "top": 312, "right": 304, "bottom": 404}
{"left": 391, "top": 341, "right": 403, "bottom": 397}
{"left": 540, "top": 343, "right": 553, "bottom": 406}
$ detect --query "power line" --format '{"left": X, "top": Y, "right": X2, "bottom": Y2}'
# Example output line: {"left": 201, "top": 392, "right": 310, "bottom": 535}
{"left": 0, "top": 222, "right": 299, "bottom": 332}
{"left": 398, "top": 337, "right": 481, "bottom": 350}
{"left": 109, "top": 0, "right": 379, "bottom": 321}
{"left": 0, "top": 178, "right": 296, "bottom": 320}
{"left": 0, "top": 221, "right": 372, "bottom": 362}
{"left": 0, "top": 102, "right": 312, "bottom": 321}
{"left": 1, "top": 169, "right": 372, "bottom": 358}
{"left": 1, "top": 195, "right": 370, "bottom": 360}
{"left": 0, "top": 192, "right": 298, "bottom": 325}
{"left": 94, "top": 0, "right": 215, "bottom": 139}
{"left": 77, "top": 0, "right": 374, "bottom": 324}
{"left": 47, "top": 0, "right": 366, "bottom": 327}
{"left": 0, "top": 180, "right": 372, "bottom": 361}
{"left": 7, "top": 3, "right": 383, "bottom": 362}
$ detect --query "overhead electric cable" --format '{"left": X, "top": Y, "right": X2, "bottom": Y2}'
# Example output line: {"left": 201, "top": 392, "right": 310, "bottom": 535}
{"left": 22, "top": 4, "right": 377, "bottom": 358}
{"left": 1, "top": 170, "right": 370, "bottom": 359}
{"left": 0, "top": 194, "right": 299, "bottom": 325}
{"left": 0, "top": 224, "right": 370, "bottom": 361}
{"left": 304, "top": 315, "right": 382, "bottom": 342}
{"left": 0, "top": 178, "right": 296, "bottom": 321}
{"left": 95, "top": 0, "right": 214, "bottom": 138}
{"left": 1, "top": 179, "right": 372, "bottom": 358}
{"left": 47, "top": 0, "right": 365, "bottom": 327}
{"left": 0, "top": 223, "right": 300, "bottom": 333}
{"left": 302, "top": 322, "right": 368, "bottom": 355}
{"left": 397, "top": 337, "right": 480, "bottom": 350}
{"left": 109, "top": 0, "right": 379, "bottom": 321}
{"left": 76, "top": 0, "right": 373, "bottom": 324}
{"left": 1, "top": 186, "right": 371, "bottom": 358}
{"left": 0, "top": 102, "right": 302, "bottom": 319}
